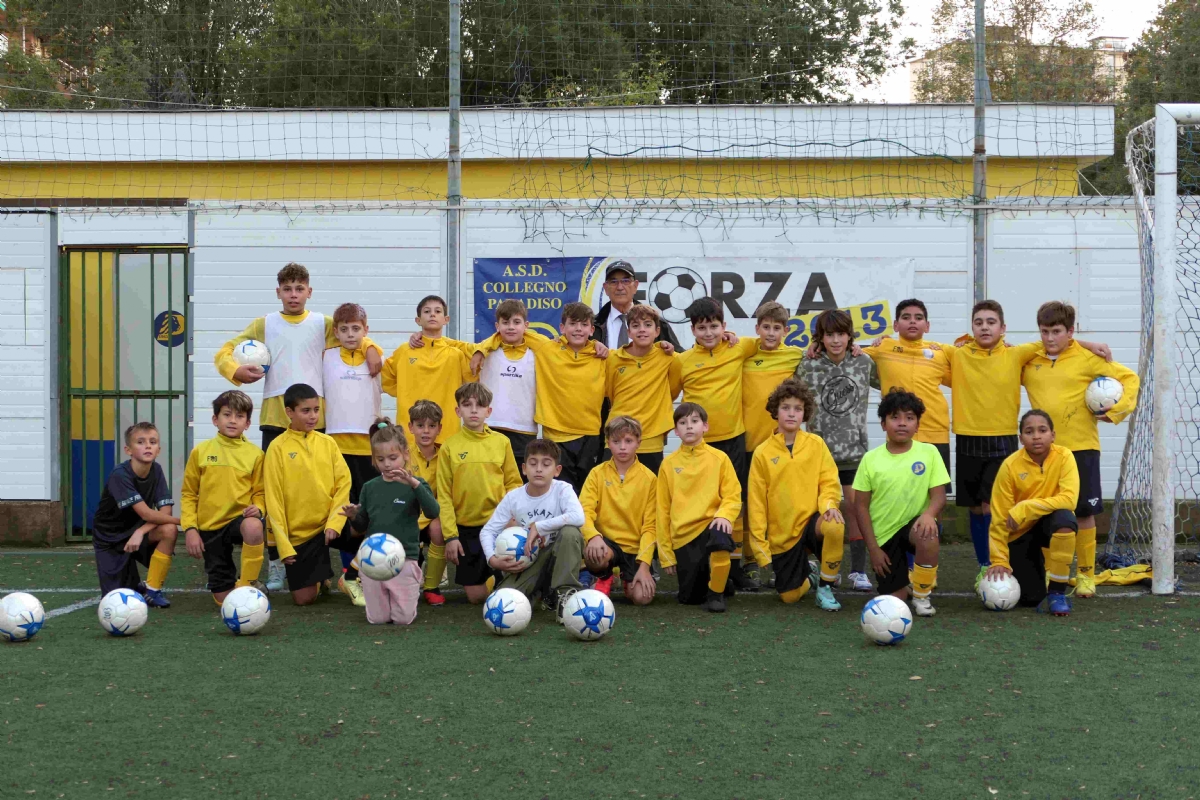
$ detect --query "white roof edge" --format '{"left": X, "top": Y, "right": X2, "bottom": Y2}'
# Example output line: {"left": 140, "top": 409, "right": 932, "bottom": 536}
{"left": 0, "top": 105, "right": 1114, "bottom": 163}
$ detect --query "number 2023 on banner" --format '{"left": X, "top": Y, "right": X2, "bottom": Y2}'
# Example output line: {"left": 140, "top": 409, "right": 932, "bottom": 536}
{"left": 783, "top": 301, "right": 893, "bottom": 349}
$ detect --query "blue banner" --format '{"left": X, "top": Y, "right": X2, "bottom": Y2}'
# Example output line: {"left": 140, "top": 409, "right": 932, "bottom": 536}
{"left": 473, "top": 257, "right": 607, "bottom": 340}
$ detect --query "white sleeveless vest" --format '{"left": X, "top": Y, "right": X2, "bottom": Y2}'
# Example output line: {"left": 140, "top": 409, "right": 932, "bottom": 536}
{"left": 322, "top": 349, "right": 382, "bottom": 435}
{"left": 480, "top": 347, "right": 537, "bottom": 433}
{"left": 262, "top": 312, "right": 327, "bottom": 399}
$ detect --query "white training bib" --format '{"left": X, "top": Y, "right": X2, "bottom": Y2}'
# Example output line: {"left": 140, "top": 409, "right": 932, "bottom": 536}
{"left": 262, "top": 312, "right": 327, "bottom": 399}
{"left": 480, "top": 347, "right": 537, "bottom": 433}
{"left": 322, "top": 349, "right": 382, "bottom": 435}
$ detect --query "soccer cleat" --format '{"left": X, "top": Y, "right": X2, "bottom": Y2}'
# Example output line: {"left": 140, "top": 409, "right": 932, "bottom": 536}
{"left": 728, "top": 560, "right": 760, "bottom": 592}
{"left": 553, "top": 588, "right": 579, "bottom": 625}
{"left": 973, "top": 565, "right": 989, "bottom": 593}
{"left": 578, "top": 570, "right": 595, "bottom": 589}
{"left": 701, "top": 590, "right": 727, "bottom": 613}
{"left": 849, "top": 572, "right": 873, "bottom": 592}
{"left": 338, "top": 575, "right": 367, "bottom": 608}
{"left": 266, "top": 559, "right": 286, "bottom": 592}
{"left": 140, "top": 586, "right": 171, "bottom": 609}
{"left": 912, "top": 596, "right": 936, "bottom": 616}
{"left": 421, "top": 589, "right": 445, "bottom": 606}
{"left": 1043, "top": 592, "right": 1072, "bottom": 616}
{"left": 1074, "top": 574, "right": 1096, "bottom": 598}
{"left": 814, "top": 585, "right": 841, "bottom": 611}
{"left": 439, "top": 570, "right": 450, "bottom": 589}
{"left": 592, "top": 574, "right": 614, "bottom": 597}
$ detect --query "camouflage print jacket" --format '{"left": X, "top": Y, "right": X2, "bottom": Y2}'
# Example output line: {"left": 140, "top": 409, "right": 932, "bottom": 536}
{"left": 798, "top": 353, "right": 879, "bottom": 470}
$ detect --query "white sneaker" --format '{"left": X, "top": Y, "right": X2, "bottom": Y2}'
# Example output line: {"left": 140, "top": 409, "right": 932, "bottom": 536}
{"left": 849, "top": 572, "right": 873, "bottom": 592}
{"left": 912, "top": 596, "right": 936, "bottom": 617}
{"left": 266, "top": 559, "right": 286, "bottom": 592}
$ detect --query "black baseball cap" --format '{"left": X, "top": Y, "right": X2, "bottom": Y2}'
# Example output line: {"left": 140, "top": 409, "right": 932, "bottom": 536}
{"left": 605, "top": 260, "right": 635, "bottom": 280}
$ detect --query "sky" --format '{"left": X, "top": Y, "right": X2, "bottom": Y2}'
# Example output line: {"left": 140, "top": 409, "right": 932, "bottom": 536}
{"left": 858, "top": 0, "right": 1165, "bottom": 102}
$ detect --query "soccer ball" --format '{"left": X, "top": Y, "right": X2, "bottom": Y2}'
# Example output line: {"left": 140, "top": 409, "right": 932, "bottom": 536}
{"left": 860, "top": 595, "right": 912, "bottom": 646}
{"left": 647, "top": 267, "right": 708, "bottom": 325}
{"left": 221, "top": 586, "right": 272, "bottom": 635}
{"left": 97, "top": 589, "right": 149, "bottom": 637}
{"left": 978, "top": 572, "right": 1021, "bottom": 611}
{"left": 357, "top": 533, "right": 406, "bottom": 581}
{"left": 561, "top": 589, "right": 616, "bottom": 641}
{"left": 0, "top": 592, "right": 45, "bottom": 642}
{"left": 232, "top": 339, "right": 272, "bottom": 373}
{"left": 482, "top": 588, "right": 532, "bottom": 636}
{"left": 1085, "top": 376, "right": 1123, "bottom": 414}
{"left": 494, "top": 526, "right": 539, "bottom": 566}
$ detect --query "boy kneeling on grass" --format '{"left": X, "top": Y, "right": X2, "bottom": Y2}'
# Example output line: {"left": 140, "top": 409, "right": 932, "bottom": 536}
{"left": 853, "top": 389, "right": 947, "bottom": 617}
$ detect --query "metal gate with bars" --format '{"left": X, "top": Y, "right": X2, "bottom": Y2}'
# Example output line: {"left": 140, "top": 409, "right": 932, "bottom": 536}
{"left": 58, "top": 248, "right": 191, "bottom": 541}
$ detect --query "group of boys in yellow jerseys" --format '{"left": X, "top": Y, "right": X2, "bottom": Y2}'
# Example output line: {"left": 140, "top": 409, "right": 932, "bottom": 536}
{"left": 90, "top": 260, "right": 1139, "bottom": 621}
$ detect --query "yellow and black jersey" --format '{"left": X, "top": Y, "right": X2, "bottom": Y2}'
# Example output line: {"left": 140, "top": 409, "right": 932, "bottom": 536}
{"left": 435, "top": 425, "right": 522, "bottom": 539}
{"left": 746, "top": 432, "right": 842, "bottom": 566}
{"left": 988, "top": 445, "right": 1079, "bottom": 568}
{"left": 262, "top": 428, "right": 351, "bottom": 559}
{"left": 944, "top": 336, "right": 1041, "bottom": 436}
{"left": 679, "top": 338, "right": 760, "bottom": 442}
{"left": 381, "top": 336, "right": 475, "bottom": 444}
{"left": 655, "top": 442, "right": 742, "bottom": 567}
{"left": 580, "top": 458, "right": 657, "bottom": 564}
{"left": 863, "top": 337, "right": 952, "bottom": 444}
{"left": 605, "top": 346, "right": 683, "bottom": 453}
{"left": 1021, "top": 341, "right": 1139, "bottom": 451}
{"left": 742, "top": 345, "right": 803, "bottom": 452}
{"left": 180, "top": 434, "right": 266, "bottom": 533}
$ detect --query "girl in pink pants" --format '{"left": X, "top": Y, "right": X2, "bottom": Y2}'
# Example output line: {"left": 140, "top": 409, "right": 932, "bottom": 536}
{"left": 361, "top": 561, "right": 423, "bottom": 625}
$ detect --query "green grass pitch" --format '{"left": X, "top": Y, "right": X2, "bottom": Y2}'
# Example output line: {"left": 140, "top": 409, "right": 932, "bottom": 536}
{"left": 2, "top": 545, "right": 1198, "bottom": 799}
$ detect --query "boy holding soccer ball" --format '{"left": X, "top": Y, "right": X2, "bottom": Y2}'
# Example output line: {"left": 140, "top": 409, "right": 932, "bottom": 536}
{"left": 482, "top": 439, "right": 587, "bottom": 618}
{"left": 341, "top": 419, "right": 439, "bottom": 626}
{"left": 90, "top": 422, "right": 180, "bottom": 607}
{"left": 986, "top": 410, "right": 1079, "bottom": 615}
{"left": 181, "top": 391, "right": 267, "bottom": 604}
{"left": 853, "top": 390, "right": 948, "bottom": 617}
{"left": 1021, "top": 301, "right": 1139, "bottom": 597}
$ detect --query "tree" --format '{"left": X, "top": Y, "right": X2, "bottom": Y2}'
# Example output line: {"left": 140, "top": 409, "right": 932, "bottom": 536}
{"left": 912, "top": 0, "right": 1112, "bottom": 103}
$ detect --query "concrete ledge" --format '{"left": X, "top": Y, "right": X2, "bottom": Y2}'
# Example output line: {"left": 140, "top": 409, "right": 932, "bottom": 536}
{"left": 0, "top": 501, "right": 64, "bottom": 547}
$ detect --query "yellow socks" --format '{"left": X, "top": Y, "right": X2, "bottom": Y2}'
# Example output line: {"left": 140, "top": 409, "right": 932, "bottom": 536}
{"left": 1046, "top": 531, "right": 1076, "bottom": 585}
{"left": 1076, "top": 524, "right": 1097, "bottom": 578}
{"left": 708, "top": 551, "right": 731, "bottom": 594}
{"left": 730, "top": 518, "right": 744, "bottom": 560}
{"left": 779, "top": 581, "right": 810, "bottom": 604}
{"left": 818, "top": 518, "right": 845, "bottom": 584}
{"left": 423, "top": 544, "right": 446, "bottom": 591}
{"left": 485, "top": 574, "right": 496, "bottom": 593}
{"left": 911, "top": 564, "right": 937, "bottom": 598}
{"left": 145, "top": 551, "right": 172, "bottom": 591}
{"left": 237, "top": 543, "right": 265, "bottom": 587}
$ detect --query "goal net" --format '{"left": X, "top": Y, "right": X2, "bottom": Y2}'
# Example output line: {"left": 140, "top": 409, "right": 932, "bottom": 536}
{"left": 1106, "top": 112, "right": 1200, "bottom": 574}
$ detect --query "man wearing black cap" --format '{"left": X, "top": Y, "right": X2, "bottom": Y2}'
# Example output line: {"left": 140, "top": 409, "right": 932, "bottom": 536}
{"left": 593, "top": 260, "right": 683, "bottom": 351}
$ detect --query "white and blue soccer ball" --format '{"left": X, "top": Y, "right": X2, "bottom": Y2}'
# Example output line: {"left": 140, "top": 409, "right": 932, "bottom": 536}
{"left": 860, "top": 595, "right": 912, "bottom": 646}
{"left": 0, "top": 592, "right": 46, "bottom": 642}
{"left": 221, "top": 586, "right": 272, "bottom": 635}
{"left": 97, "top": 589, "right": 148, "bottom": 637}
{"left": 232, "top": 339, "right": 272, "bottom": 372}
{"left": 978, "top": 572, "right": 1021, "bottom": 611}
{"left": 357, "top": 533, "right": 406, "bottom": 581}
{"left": 561, "top": 589, "right": 616, "bottom": 641}
{"left": 647, "top": 267, "right": 708, "bottom": 325}
{"left": 493, "top": 526, "right": 540, "bottom": 566}
{"left": 1085, "top": 376, "right": 1124, "bottom": 414}
{"left": 482, "top": 588, "right": 532, "bottom": 636}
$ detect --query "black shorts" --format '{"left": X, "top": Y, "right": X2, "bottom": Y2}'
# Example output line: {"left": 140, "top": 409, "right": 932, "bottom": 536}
{"left": 770, "top": 515, "right": 821, "bottom": 595}
{"left": 285, "top": 534, "right": 335, "bottom": 591}
{"left": 1072, "top": 450, "right": 1104, "bottom": 517}
{"left": 673, "top": 525, "right": 736, "bottom": 605}
{"left": 200, "top": 516, "right": 254, "bottom": 595}
{"left": 497, "top": 429, "right": 537, "bottom": 473}
{"left": 558, "top": 435, "right": 603, "bottom": 496}
{"left": 593, "top": 536, "right": 645, "bottom": 581}
{"left": 932, "top": 442, "right": 952, "bottom": 490}
{"left": 709, "top": 434, "right": 749, "bottom": 500}
{"left": 636, "top": 451, "right": 663, "bottom": 475}
{"left": 837, "top": 464, "right": 859, "bottom": 488}
{"left": 451, "top": 525, "right": 493, "bottom": 587}
{"left": 956, "top": 435, "right": 1019, "bottom": 508}
{"left": 1007, "top": 509, "right": 1078, "bottom": 606}
{"left": 874, "top": 517, "right": 928, "bottom": 596}
{"left": 93, "top": 530, "right": 156, "bottom": 596}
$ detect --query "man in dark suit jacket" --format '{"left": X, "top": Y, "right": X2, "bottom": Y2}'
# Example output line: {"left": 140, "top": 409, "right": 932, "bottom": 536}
{"left": 592, "top": 261, "right": 683, "bottom": 350}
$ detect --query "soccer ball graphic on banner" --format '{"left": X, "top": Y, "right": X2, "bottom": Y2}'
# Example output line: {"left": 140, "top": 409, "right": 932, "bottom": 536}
{"left": 232, "top": 339, "right": 272, "bottom": 372}
{"left": 98, "top": 589, "right": 149, "bottom": 637}
{"left": 494, "top": 526, "right": 539, "bottom": 566}
{"left": 648, "top": 267, "right": 708, "bottom": 324}
{"left": 978, "top": 573, "right": 1021, "bottom": 611}
{"left": 860, "top": 595, "right": 912, "bottom": 645}
{"left": 1085, "top": 376, "right": 1124, "bottom": 414}
{"left": 482, "top": 588, "right": 531, "bottom": 636}
{"left": 0, "top": 592, "right": 46, "bottom": 642}
{"left": 356, "top": 533, "right": 406, "bottom": 581}
{"left": 561, "top": 589, "right": 616, "bottom": 641}
{"left": 221, "top": 586, "right": 272, "bottom": 635}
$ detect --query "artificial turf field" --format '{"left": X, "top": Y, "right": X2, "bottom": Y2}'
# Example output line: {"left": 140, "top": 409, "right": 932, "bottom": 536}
{"left": 2, "top": 544, "right": 1198, "bottom": 799}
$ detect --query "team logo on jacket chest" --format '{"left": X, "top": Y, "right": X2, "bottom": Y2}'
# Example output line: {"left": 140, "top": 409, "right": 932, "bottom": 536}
{"left": 206, "top": 455, "right": 219, "bottom": 463}
{"left": 821, "top": 376, "right": 858, "bottom": 416}
{"left": 674, "top": 467, "right": 683, "bottom": 474}
{"left": 911, "top": 462, "right": 926, "bottom": 475}
{"left": 458, "top": 452, "right": 468, "bottom": 460}
{"left": 1018, "top": 472, "right": 1029, "bottom": 481}
{"left": 770, "top": 457, "right": 780, "bottom": 465}
{"left": 409, "top": 357, "right": 418, "bottom": 365}
{"left": 288, "top": 452, "right": 298, "bottom": 459}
